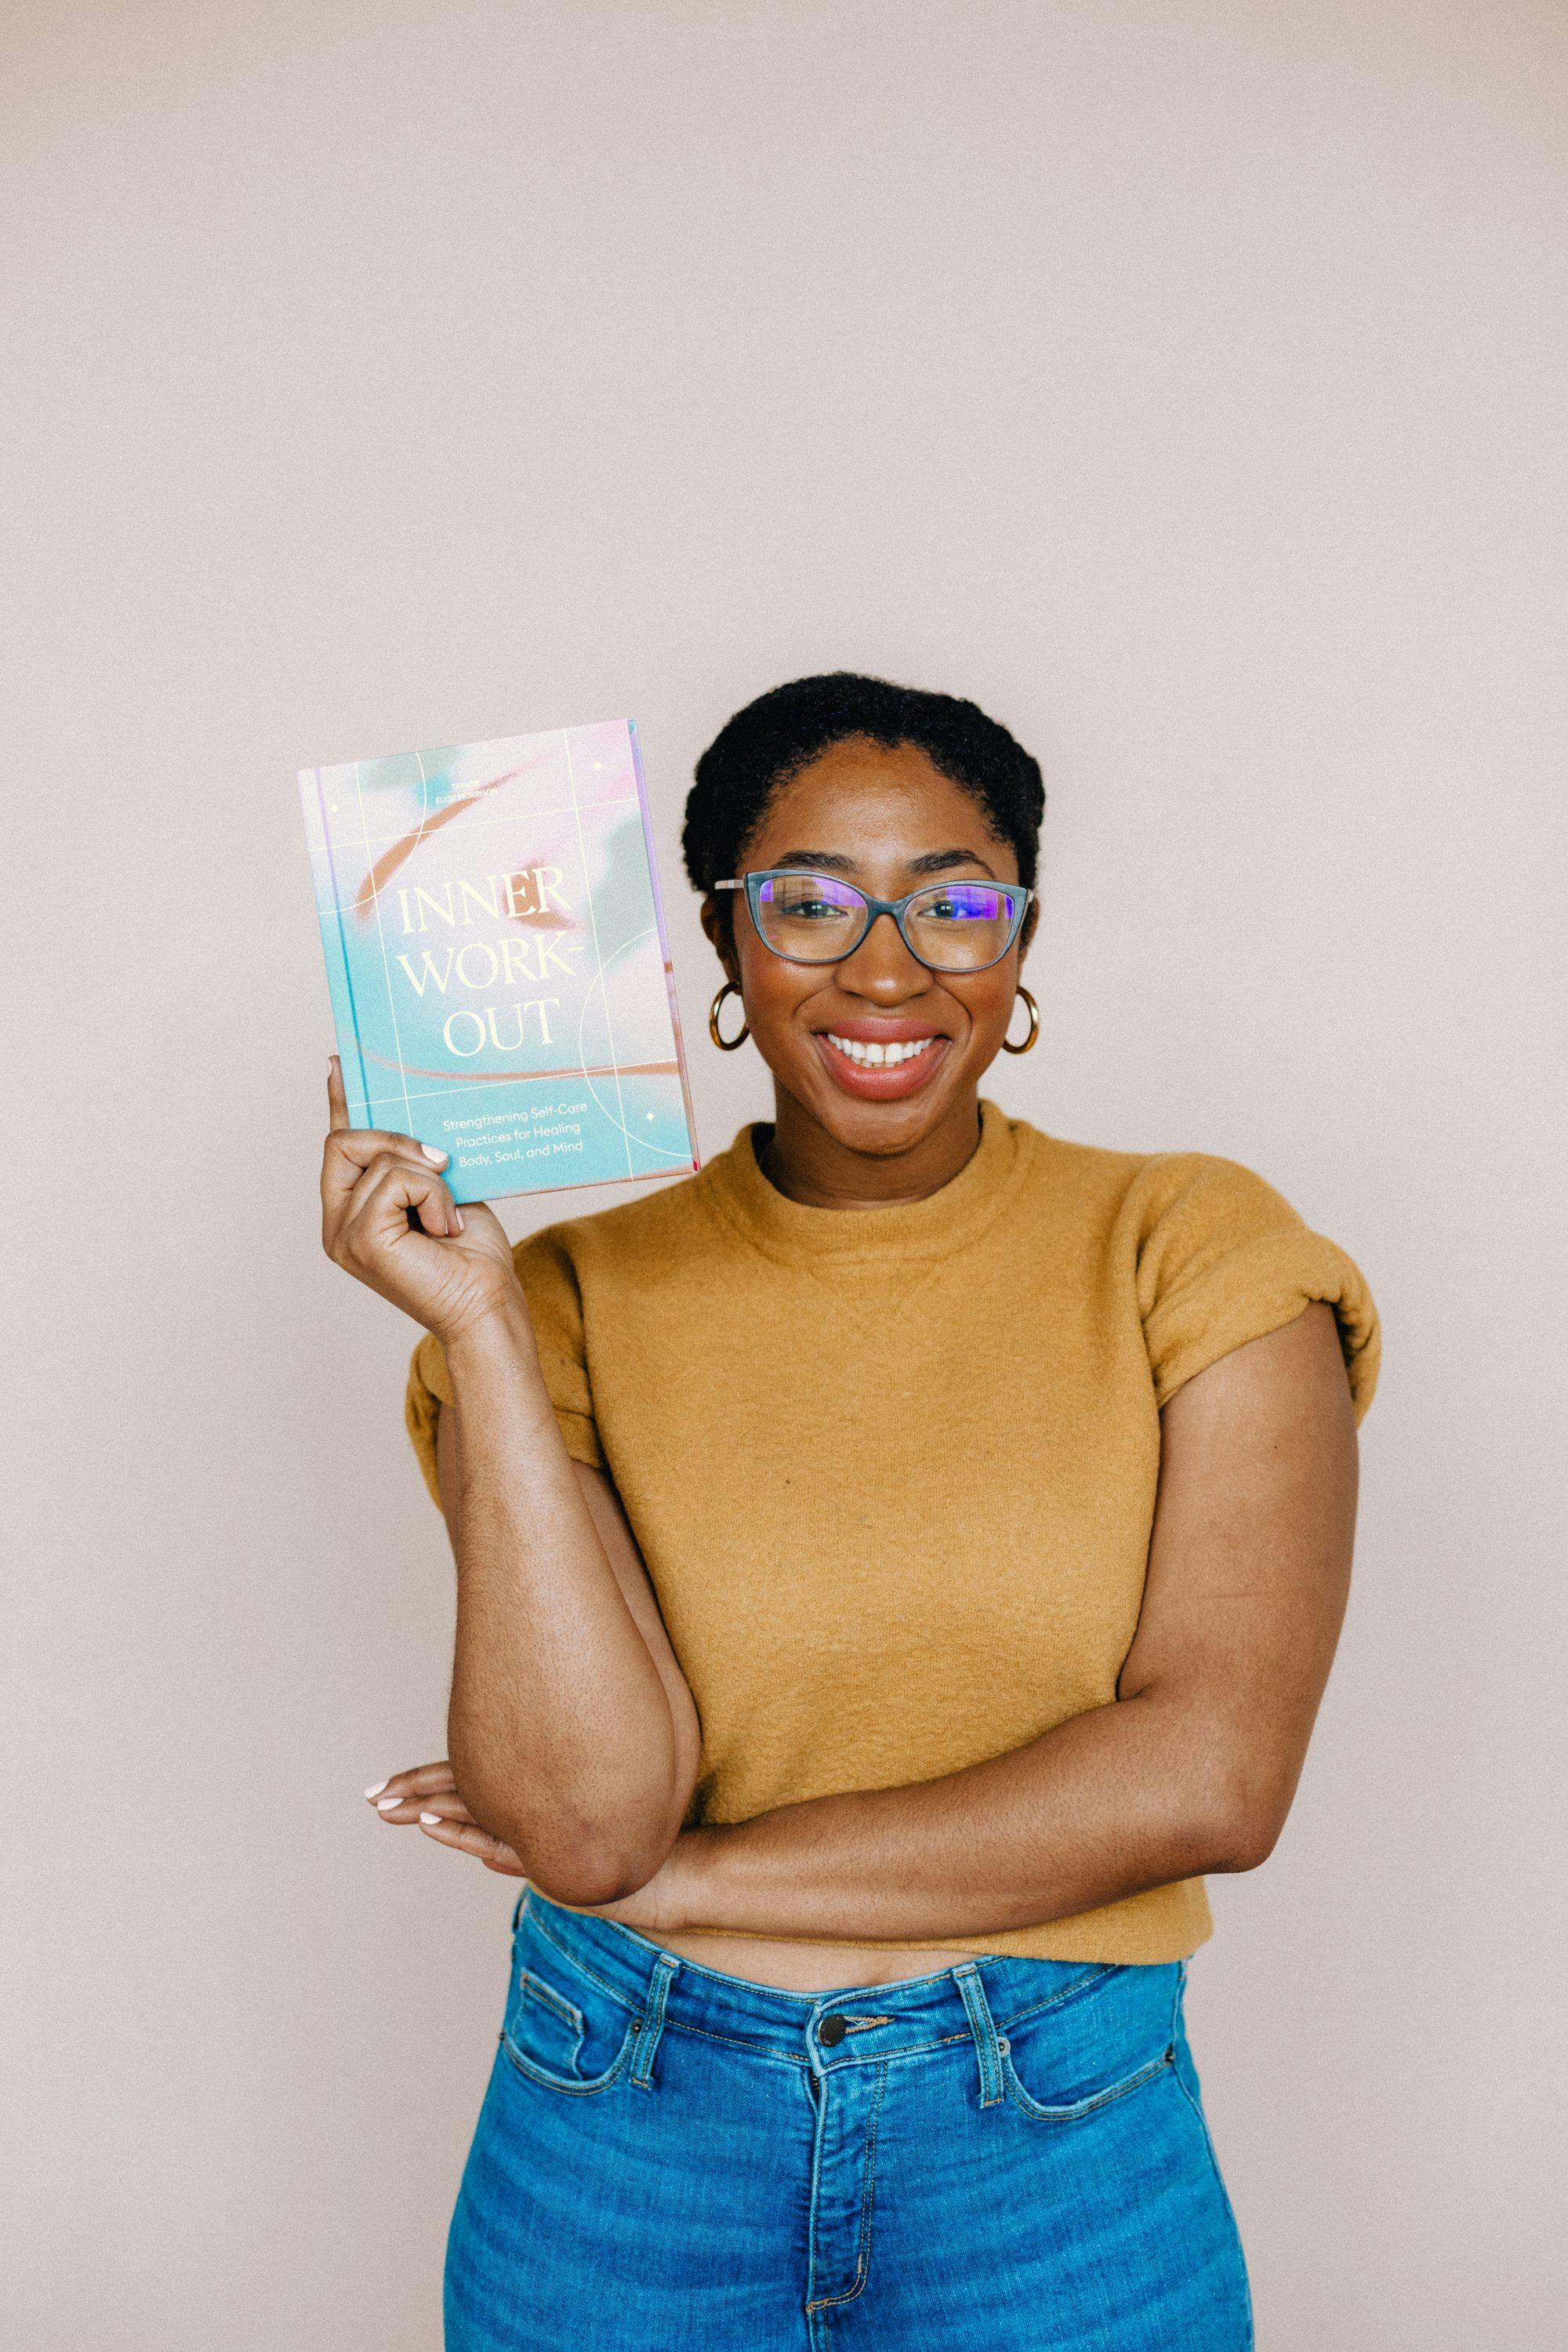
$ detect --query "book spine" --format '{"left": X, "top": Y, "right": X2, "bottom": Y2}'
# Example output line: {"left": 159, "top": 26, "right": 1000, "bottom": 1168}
{"left": 627, "top": 720, "right": 702, "bottom": 1172}
{"left": 298, "top": 766, "right": 373, "bottom": 1129}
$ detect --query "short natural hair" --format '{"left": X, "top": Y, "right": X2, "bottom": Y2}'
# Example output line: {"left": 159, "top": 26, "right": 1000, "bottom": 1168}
{"left": 681, "top": 673, "right": 1046, "bottom": 905}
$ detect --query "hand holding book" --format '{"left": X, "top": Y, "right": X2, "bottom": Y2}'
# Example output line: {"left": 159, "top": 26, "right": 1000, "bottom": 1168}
{"left": 321, "top": 1056, "right": 520, "bottom": 1346}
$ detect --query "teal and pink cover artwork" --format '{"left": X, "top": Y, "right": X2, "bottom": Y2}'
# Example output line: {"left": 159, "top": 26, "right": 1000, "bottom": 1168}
{"left": 299, "top": 720, "right": 700, "bottom": 1204}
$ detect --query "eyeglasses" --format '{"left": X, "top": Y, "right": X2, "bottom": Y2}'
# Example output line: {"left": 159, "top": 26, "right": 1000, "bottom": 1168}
{"left": 713, "top": 869, "right": 1033, "bottom": 974}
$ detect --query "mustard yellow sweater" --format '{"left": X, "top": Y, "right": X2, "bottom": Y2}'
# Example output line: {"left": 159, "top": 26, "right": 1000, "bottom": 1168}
{"left": 407, "top": 1100, "right": 1378, "bottom": 1965}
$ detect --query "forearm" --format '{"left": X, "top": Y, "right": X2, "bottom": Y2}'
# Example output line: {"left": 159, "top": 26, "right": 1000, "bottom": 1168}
{"left": 441, "top": 1295, "right": 686, "bottom": 1902}
{"left": 670, "top": 1688, "right": 1274, "bottom": 1943}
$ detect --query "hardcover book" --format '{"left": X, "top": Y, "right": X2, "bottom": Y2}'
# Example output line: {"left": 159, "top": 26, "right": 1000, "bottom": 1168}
{"left": 300, "top": 719, "right": 700, "bottom": 1204}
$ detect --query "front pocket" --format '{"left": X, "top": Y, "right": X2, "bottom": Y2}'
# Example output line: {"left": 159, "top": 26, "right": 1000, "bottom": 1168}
{"left": 998, "top": 2036, "right": 1176, "bottom": 2123}
{"left": 517, "top": 1967, "right": 586, "bottom": 2070}
{"left": 499, "top": 2016, "right": 640, "bottom": 2097}
{"left": 500, "top": 1937, "right": 641, "bottom": 2098}
{"left": 993, "top": 1958, "right": 1183, "bottom": 2124}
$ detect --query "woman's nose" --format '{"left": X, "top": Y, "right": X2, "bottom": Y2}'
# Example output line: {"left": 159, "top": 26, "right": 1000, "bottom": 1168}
{"left": 833, "top": 910, "right": 934, "bottom": 1000}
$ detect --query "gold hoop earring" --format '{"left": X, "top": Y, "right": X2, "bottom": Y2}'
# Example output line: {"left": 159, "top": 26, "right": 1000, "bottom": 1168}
{"left": 708, "top": 981, "right": 750, "bottom": 1051}
{"left": 1001, "top": 985, "right": 1039, "bottom": 1054}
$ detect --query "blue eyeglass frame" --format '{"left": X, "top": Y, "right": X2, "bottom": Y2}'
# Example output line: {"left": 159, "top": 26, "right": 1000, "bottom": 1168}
{"left": 713, "top": 869, "right": 1034, "bottom": 972}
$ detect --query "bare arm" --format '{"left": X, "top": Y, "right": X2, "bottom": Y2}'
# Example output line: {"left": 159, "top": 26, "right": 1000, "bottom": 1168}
{"left": 318, "top": 1059, "right": 699, "bottom": 1906}
{"left": 607, "top": 1301, "right": 1357, "bottom": 1942}
{"left": 435, "top": 1334, "right": 699, "bottom": 1901}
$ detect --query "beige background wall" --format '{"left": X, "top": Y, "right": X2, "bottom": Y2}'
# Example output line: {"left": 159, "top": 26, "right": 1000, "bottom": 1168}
{"left": 5, "top": 3, "right": 1564, "bottom": 2345}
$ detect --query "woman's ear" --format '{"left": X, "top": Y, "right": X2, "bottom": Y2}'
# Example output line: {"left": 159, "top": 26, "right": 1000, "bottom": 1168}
{"left": 699, "top": 894, "right": 741, "bottom": 986}
{"left": 1018, "top": 898, "right": 1040, "bottom": 963}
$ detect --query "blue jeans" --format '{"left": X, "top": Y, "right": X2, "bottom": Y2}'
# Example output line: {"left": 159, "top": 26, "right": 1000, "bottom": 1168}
{"left": 445, "top": 1889, "right": 1253, "bottom": 2350}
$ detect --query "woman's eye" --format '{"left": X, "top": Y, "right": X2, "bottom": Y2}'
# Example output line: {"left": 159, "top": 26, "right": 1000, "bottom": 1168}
{"left": 921, "top": 889, "right": 998, "bottom": 922}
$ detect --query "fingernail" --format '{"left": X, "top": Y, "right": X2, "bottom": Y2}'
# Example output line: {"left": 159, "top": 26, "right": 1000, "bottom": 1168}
{"left": 452, "top": 1209, "right": 465, "bottom": 1232}
{"left": 376, "top": 1795, "right": 405, "bottom": 1813}
{"left": 364, "top": 1780, "right": 389, "bottom": 1799}
{"left": 419, "top": 1812, "right": 443, "bottom": 1826}
{"left": 422, "top": 1143, "right": 448, "bottom": 1166}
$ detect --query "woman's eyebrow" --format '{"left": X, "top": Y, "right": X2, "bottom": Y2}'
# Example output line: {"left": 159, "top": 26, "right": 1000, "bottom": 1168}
{"left": 907, "top": 848, "right": 1000, "bottom": 878}
{"left": 768, "top": 850, "right": 858, "bottom": 871}
{"left": 768, "top": 848, "right": 1001, "bottom": 880}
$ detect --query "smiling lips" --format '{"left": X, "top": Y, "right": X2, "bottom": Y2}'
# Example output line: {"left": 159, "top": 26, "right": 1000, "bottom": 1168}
{"left": 811, "top": 1020, "right": 952, "bottom": 1100}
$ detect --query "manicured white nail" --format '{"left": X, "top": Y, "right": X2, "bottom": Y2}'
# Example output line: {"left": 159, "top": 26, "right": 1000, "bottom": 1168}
{"left": 422, "top": 1143, "right": 449, "bottom": 1166}
{"left": 452, "top": 1209, "right": 465, "bottom": 1232}
{"left": 419, "top": 1811, "right": 444, "bottom": 1826}
{"left": 364, "top": 1780, "right": 389, "bottom": 1799}
{"left": 376, "top": 1795, "right": 405, "bottom": 1812}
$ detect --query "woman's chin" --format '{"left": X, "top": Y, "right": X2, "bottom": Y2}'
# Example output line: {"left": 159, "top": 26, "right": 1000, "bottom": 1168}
{"left": 786, "top": 1044, "right": 967, "bottom": 1152}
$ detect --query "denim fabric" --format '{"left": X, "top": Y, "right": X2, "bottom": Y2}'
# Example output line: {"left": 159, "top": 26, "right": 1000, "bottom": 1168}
{"left": 445, "top": 1889, "right": 1253, "bottom": 2350}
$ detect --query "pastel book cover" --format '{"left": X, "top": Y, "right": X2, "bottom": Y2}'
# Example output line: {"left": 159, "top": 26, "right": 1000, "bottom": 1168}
{"left": 300, "top": 719, "right": 701, "bottom": 1204}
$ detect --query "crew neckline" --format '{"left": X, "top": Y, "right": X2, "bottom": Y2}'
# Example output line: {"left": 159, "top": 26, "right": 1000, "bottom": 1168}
{"left": 702, "top": 1096, "right": 1033, "bottom": 1265}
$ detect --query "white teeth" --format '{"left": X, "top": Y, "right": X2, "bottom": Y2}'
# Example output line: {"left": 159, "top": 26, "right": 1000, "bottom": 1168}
{"left": 824, "top": 1033, "right": 938, "bottom": 1068}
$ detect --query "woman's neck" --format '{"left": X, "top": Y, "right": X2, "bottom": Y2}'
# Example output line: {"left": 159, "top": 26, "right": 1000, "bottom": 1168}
{"left": 757, "top": 1088, "right": 985, "bottom": 1209}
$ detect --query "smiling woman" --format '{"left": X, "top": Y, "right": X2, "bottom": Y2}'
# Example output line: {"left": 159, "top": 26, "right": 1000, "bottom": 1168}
{"left": 326, "top": 672, "right": 1379, "bottom": 2350}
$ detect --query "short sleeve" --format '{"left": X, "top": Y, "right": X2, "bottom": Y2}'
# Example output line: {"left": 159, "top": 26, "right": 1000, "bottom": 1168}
{"left": 403, "top": 1224, "right": 605, "bottom": 1511}
{"left": 1134, "top": 1155, "right": 1380, "bottom": 1423}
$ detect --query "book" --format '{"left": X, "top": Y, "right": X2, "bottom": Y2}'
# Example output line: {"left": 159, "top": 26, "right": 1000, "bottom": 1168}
{"left": 299, "top": 718, "right": 700, "bottom": 1205}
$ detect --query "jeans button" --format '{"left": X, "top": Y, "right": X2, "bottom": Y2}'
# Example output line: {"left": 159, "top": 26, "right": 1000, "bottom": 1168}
{"left": 818, "top": 2013, "right": 848, "bottom": 2046}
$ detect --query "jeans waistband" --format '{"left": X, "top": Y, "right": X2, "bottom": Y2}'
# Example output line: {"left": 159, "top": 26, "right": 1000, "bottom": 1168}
{"left": 515, "top": 1888, "right": 1134, "bottom": 2081}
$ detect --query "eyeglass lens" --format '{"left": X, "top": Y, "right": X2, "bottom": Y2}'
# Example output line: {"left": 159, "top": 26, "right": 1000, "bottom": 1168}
{"left": 753, "top": 873, "right": 1022, "bottom": 971}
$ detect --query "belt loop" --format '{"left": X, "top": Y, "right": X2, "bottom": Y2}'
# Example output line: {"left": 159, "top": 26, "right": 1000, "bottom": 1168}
{"left": 954, "top": 1963, "right": 1004, "bottom": 2108}
{"left": 627, "top": 1951, "right": 679, "bottom": 2091}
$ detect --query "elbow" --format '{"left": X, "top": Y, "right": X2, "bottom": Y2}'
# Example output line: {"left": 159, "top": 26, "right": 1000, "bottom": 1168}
{"left": 446, "top": 1733, "right": 693, "bottom": 1907}
{"left": 514, "top": 1831, "right": 670, "bottom": 1910}
{"left": 459, "top": 1777, "right": 677, "bottom": 1907}
{"left": 526, "top": 1856, "right": 652, "bottom": 1909}
{"left": 1151, "top": 1694, "right": 1298, "bottom": 1878}
{"left": 1196, "top": 1766, "right": 1287, "bottom": 1875}
{"left": 1203, "top": 1806, "right": 1282, "bottom": 1876}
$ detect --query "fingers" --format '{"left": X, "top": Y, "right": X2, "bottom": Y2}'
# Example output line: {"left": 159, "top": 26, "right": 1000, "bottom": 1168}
{"left": 365, "top": 1762, "right": 463, "bottom": 1820}
{"left": 328, "top": 1127, "right": 450, "bottom": 1181}
{"left": 321, "top": 1050, "right": 451, "bottom": 1205}
{"left": 364, "top": 1765, "right": 522, "bottom": 1873}
{"left": 365, "top": 1761, "right": 459, "bottom": 1800}
{"left": 323, "top": 1119, "right": 452, "bottom": 1207}
{"left": 417, "top": 1817, "right": 526, "bottom": 1876}
{"left": 325, "top": 1149, "right": 462, "bottom": 1265}
{"left": 412, "top": 1795, "right": 477, "bottom": 1828}
{"left": 348, "top": 1150, "right": 460, "bottom": 1243}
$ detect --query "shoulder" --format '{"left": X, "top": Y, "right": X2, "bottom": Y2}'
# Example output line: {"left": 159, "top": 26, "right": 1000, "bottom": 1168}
{"left": 1009, "top": 1122, "right": 1310, "bottom": 1258}
{"left": 1011, "top": 1121, "right": 1161, "bottom": 1207}
{"left": 1123, "top": 1148, "right": 1307, "bottom": 1258}
{"left": 1118, "top": 1145, "right": 1377, "bottom": 1423}
{"left": 1013, "top": 1120, "right": 1290, "bottom": 1224}
{"left": 1010, "top": 1120, "right": 1379, "bottom": 1421}
{"left": 1007, "top": 1123, "right": 1289, "bottom": 1251}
